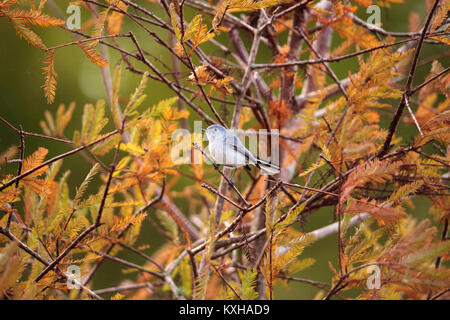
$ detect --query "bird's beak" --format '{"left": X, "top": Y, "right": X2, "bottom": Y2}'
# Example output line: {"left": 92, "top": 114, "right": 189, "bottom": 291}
{"left": 201, "top": 128, "right": 206, "bottom": 132}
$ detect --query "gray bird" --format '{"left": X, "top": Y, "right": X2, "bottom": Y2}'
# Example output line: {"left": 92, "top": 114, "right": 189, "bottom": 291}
{"left": 203, "top": 124, "right": 280, "bottom": 176}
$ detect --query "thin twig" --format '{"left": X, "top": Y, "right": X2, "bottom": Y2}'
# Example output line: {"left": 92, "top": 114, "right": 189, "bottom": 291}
{"left": 6, "top": 125, "right": 24, "bottom": 230}
{"left": 378, "top": 0, "right": 441, "bottom": 157}
{"left": 89, "top": 248, "right": 165, "bottom": 280}
{"left": 0, "top": 129, "right": 121, "bottom": 192}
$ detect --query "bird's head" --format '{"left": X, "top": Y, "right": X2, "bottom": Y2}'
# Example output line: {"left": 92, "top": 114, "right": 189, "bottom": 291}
{"left": 203, "top": 124, "right": 227, "bottom": 141}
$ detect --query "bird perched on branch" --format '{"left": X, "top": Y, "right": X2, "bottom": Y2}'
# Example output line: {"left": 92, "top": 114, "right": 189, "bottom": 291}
{"left": 203, "top": 124, "right": 280, "bottom": 176}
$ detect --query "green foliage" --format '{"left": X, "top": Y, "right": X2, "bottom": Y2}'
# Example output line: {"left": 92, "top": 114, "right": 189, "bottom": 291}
{"left": 240, "top": 268, "right": 258, "bottom": 300}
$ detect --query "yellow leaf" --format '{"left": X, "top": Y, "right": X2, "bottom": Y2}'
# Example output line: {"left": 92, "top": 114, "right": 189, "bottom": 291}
{"left": 41, "top": 49, "right": 57, "bottom": 104}
{"left": 111, "top": 293, "right": 124, "bottom": 300}
{"left": 120, "top": 143, "right": 146, "bottom": 156}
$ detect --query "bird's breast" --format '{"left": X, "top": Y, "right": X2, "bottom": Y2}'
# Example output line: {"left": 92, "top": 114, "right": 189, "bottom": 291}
{"left": 209, "top": 141, "right": 248, "bottom": 167}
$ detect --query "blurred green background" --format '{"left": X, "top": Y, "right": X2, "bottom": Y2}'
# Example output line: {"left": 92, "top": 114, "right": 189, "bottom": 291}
{"left": 0, "top": 0, "right": 447, "bottom": 299}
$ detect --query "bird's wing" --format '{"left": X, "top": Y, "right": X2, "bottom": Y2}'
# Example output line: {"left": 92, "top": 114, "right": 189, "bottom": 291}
{"left": 225, "top": 133, "right": 256, "bottom": 164}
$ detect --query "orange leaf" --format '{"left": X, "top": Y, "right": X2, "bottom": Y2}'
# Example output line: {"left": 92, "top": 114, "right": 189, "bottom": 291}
{"left": 41, "top": 49, "right": 57, "bottom": 104}
{"left": 77, "top": 42, "right": 109, "bottom": 66}
{"left": 22, "top": 147, "right": 49, "bottom": 179}
{"left": 346, "top": 198, "right": 408, "bottom": 224}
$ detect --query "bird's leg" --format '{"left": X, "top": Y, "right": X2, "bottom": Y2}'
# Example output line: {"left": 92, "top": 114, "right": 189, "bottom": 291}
{"left": 243, "top": 165, "right": 256, "bottom": 182}
{"left": 230, "top": 167, "right": 237, "bottom": 183}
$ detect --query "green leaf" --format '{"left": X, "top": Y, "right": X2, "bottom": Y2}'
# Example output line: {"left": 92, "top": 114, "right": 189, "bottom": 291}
{"left": 276, "top": 202, "right": 307, "bottom": 233}
{"left": 112, "top": 65, "right": 122, "bottom": 129}
{"left": 120, "top": 143, "right": 146, "bottom": 156}
{"left": 240, "top": 268, "right": 258, "bottom": 300}
{"left": 169, "top": 3, "right": 181, "bottom": 42}
{"left": 125, "top": 71, "right": 149, "bottom": 114}
{"left": 74, "top": 163, "right": 100, "bottom": 206}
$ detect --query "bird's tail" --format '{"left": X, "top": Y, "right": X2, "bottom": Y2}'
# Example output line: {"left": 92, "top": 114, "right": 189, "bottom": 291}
{"left": 256, "top": 158, "right": 280, "bottom": 175}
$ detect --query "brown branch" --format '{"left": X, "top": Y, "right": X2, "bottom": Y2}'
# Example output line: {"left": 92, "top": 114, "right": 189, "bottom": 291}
{"left": 0, "top": 129, "right": 120, "bottom": 193}
{"left": 0, "top": 226, "right": 102, "bottom": 299}
{"left": 95, "top": 120, "right": 124, "bottom": 225}
{"left": 94, "top": 283, "right": 154, "bottom": 295}
{"left": 34, "top": 223, "right": 100, "bottom": 283}
{"left": 410, "top": 66, "right": 450, "bottom": 95}
{"left": 434, "top": 218, "right": 449, "bottom": 269}
{"left": 323, "top": 262, "right": 411, "bottom": 300}
{"left": 233, "top": 263, "right": 330, "bottom": 290}
{"left": 193, "top": 143, "right": 249, "bottom": 207}
{"left": 82, "top": 0, "right": 170, "bottom": 30}
{"left": 350, "top": 13, "right": 426, "bottom": 38}
{"left": 34, "top": 118, "right": 126, "bottom": 283}
{"left": 191, "top": 181, "right": 282, "bottom": 256}
{"left": 202, "top": 183, "right": 246, "bottom": 211}
{"left": 6, "top": 125, "right": 24, "bottom": 230}
{"left": 251, "top": 34, "right": 448, "bottom": 70}
{"left": 127, "top": 32, "right": 215, "bottom": 125}
{"left": 212, "top": 265, "right": 242, "bottom": 300}
{"left": 80, "top": 178, "right": 167, "bottom": 289}
{"left": 0, "top": 115, "right": 72, "bottom": 144}
{"left": 280, "top": 4, "right": 307, "bottom": 109}
{"left": 377, "top": 0, "right": 442, "bottom": 157}
{"left": 89, "top": 248, "right": 165, "bottom": 280}
{"left": 295, "top": 25, "right": 348, "bottom": 100}
{"left": 176, "top": 8, "right": 227, "bottom": 128}
{"left": 430, "top": 288, "right": 450, "bottom": 300}
{"left": 47, "top": 33, "right": 130, "bottom": 51}
{"left": 404, "top": 95, "right": 424, "bottom": 136}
